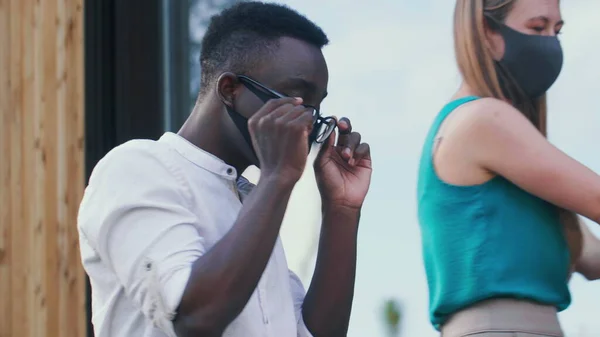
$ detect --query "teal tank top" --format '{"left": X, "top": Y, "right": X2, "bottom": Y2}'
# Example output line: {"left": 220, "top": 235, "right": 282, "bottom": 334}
{"left": 417, "top": 96, "right": 571, "bottom": 330}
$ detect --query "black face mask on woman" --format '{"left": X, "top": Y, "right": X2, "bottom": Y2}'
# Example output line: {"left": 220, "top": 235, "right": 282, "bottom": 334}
{"left": 487, "top": 16, "right": 564, "bottom": 99}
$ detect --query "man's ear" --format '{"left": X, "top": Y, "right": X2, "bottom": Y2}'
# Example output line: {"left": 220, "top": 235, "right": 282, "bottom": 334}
{"left": 216, "top": 72, "right": 240, "bottom": 108}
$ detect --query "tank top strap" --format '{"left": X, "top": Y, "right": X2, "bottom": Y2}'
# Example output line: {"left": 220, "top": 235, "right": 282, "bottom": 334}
{"left": 432, "top": 96, "right": 480, "bottom": 134}
{"left": 422, "top": 95, "right": 480, "bottom": 159}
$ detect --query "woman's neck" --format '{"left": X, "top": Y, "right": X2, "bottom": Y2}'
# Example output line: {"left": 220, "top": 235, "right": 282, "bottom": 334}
{"left": 454, "top": 82, "right": 512, "bottom": 105}
{"left": 453, "top": 82, "right": 480, "bottom": 100}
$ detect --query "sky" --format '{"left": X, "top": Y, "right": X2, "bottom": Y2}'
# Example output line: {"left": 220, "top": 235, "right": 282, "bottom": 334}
{"left": 239, "top": 1, "right": 600, "bottom": 336}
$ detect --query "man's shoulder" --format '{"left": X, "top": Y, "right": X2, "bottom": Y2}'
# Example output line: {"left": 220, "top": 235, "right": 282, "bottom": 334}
{"left": 79, "top": 139, "right": 191, "bottom": 243}
{"left": 83, "top": 138, "right": 189, "bottom": 213}
{"left": 90, "top": 139, "right": 179, "bottom": 182}
{"left": 102, "top": 138, "right": 172, "bottom": 164}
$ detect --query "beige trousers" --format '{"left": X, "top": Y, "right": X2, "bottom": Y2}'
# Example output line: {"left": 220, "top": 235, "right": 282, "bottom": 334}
{"left": 441, "top": 299, "right": 564, "bottom": 337}
{"left": 446, "top": 332, "right": 554, "bottom": 337}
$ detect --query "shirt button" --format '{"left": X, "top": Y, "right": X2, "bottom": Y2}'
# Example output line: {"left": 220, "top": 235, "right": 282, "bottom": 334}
{"left": 226, "top": 168, "right": 234, "bottom": 175}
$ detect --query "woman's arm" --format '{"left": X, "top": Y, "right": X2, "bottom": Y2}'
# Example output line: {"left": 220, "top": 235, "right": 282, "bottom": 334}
{"left": 560, "top": 209, "right": 583, "bottom": 273}
{"left": 575, "top": 218, "right": 600, "bottom": 280}
{"left": 461, "top": 98, "right": 600, "bottom": 224}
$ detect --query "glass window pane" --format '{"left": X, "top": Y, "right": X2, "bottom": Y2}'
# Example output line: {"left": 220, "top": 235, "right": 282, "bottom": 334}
{"left": 189, "top": 0, "right": 244, "bottom": 112}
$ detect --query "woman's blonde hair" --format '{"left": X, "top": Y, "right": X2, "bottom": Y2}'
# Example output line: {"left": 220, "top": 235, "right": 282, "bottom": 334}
{"left": 453, "top": 0, "right": 581, "bottom": 265}
{"left": 454, "top": 0, "right": 547, "bottom": 134}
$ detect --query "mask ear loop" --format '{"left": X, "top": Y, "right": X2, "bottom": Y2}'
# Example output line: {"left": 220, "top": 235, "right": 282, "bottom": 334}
{"left": 483, "top": 14, "right": 503, "bottom": 31}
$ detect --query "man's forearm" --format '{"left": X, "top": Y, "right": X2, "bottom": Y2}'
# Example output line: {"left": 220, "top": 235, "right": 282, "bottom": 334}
{"left": 302, "top": 205, "right": 360, "bottom": 337}
{"left": 174, "top": 177, "right": 295, "bottom": 336}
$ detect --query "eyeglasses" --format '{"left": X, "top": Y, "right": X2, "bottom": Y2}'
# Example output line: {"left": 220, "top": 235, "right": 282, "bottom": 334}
{"left": 237, "top": 75, "right": 337, "bottom": 144}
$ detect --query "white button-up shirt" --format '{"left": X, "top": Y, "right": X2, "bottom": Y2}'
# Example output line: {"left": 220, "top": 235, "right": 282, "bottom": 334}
{"left": 78, "top": 132, "right": 313, "bottom": 337}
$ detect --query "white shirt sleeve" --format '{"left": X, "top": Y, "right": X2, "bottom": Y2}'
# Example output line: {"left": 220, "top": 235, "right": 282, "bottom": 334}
{"left": 288, "top": 270, "right": 314, "bottom": 337}
{"left": 79, "top": 144, "right": 204, "bottom": 336}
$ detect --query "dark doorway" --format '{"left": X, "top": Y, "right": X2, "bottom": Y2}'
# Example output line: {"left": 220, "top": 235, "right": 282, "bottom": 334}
{"left": 83, "top": 0, "right": 240, "bottom": 334}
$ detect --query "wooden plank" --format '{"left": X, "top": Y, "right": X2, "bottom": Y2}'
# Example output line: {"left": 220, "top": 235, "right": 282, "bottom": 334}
{"left": 0, "top": 0, "right": 86, "bottom": 336}
{"left": 41, "top": 0, "right": 59, "bottom": 335}
{"left": 0, "top": 0, "right": 12, "bottom": 335}
{"left": 56, "top": 0, "right": 70, "bottom": 335}
{"left": 31, "top": 0, "right": 48, "bottom": 335}
{"left": 9, "top": 0, "right": 28, "bottom": 335}
{"left": 25, "top": 0, "right": 43, "bottom": 333}
{"left": 62, "top": 0, "right": 86, "bottom": 335}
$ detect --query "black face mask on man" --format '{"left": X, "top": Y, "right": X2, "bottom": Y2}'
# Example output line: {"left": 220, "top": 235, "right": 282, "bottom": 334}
{"left": 225, "top": 105, "right": 327, "bottom": 161}
{"left": 225, "top": 75, "right": 336, "bottom": 162}
{"left": 487, "top": 16, "right": 564, "bottom": 99}
{"left": 225, "top": 105, "right": 259, "bottom": 160}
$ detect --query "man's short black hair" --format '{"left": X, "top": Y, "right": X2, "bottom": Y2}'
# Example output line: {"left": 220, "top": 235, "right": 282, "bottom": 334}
{"left": 198, "top": 1, "right": 329, "bottom": 97}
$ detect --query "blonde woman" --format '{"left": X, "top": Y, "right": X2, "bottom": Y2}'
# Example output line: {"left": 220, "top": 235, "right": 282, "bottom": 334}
{"left": 417, "top": 0, "right": 600, "bottom": 336}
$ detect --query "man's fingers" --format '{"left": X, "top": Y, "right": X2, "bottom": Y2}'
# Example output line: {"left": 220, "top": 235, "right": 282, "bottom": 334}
{"left": 336, "top": 117, "right": 353, "bottom": 148}
{"left": 267, "top": 102, "right": 301, "bottom": 120}
{"left": 316, "top": 127, "right": 336, "bottom": 161}
{"left": 251, "top": 97, "right": 302, "bottom": 121}
{"left": 338, "top": 117, "right": 352, "bottom": 133}
{"left": 353, "top": 142, "right": 371, "bottom": 163}
{"left": 290, "top": 108, "right": 316, "bottom": 133}
{"left": 277, "top": 105, "right": 312, "bottom": 123}
{"left": 340, "top": 132, "right": 361, "bottom": 160}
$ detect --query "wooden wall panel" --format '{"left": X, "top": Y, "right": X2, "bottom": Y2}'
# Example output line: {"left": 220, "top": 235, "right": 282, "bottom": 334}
{"left": 0, "top": 0, "right": 86, "bottom": 336}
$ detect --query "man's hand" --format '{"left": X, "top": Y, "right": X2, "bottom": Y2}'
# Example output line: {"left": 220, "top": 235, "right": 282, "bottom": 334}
{"left": 302, "top": 117, "right": 369, "bottom": 336}
{"left": 249, "top": 97, "right": 315, "bottom": 185}
{"left": 174, "top": 97, "right": 316, "bottom": 336}
{"left": 314, "top": 117, "right": 372, "bottom": 210}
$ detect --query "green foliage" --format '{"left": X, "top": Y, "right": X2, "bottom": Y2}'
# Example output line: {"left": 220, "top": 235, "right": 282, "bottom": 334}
{"left": 382, "top": 298, "right": 403, "bottom": 337}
